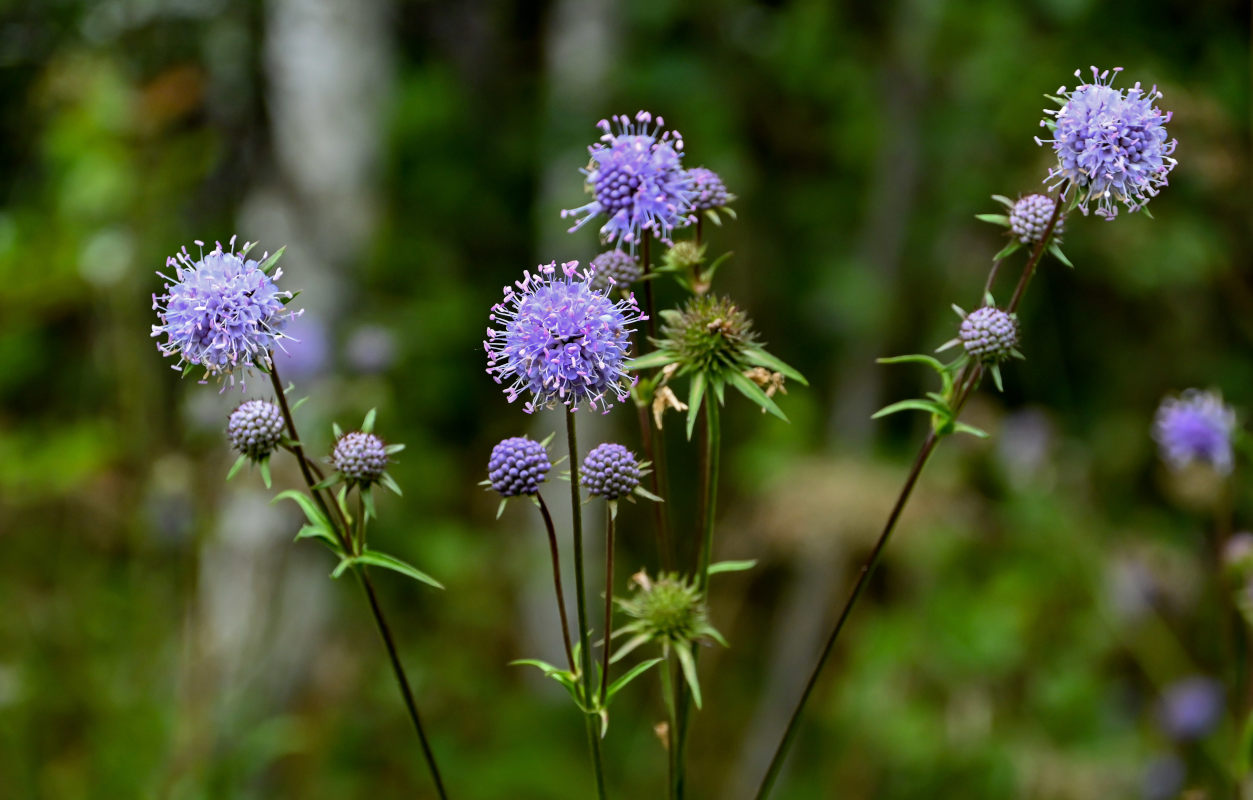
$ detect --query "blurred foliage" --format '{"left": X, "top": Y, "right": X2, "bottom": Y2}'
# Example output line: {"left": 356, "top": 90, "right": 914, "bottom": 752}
{"left": 0, "top": 0, "right": 1249, "bottom": 798}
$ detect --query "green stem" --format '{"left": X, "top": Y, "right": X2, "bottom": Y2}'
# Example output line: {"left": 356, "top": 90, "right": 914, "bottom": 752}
{"left": 753, "top": 193, "right": 1066, "bottom": 797}
{"left": 660, "top": 649, "right": 679, "bottom": 800}
{"left": 636, "top": 402, "right": 674, "bottom": 571}
{"left": 566, "top": 409, "right": 609, "bottom": 799}
{"left": 537, "top": 493, "right": 576, "bottom": 674}
{"left": 267, "top": 361, "right": 449, "bottom": 799}
{"left": 600, "top": 505, "right": 616, "bottom": 705}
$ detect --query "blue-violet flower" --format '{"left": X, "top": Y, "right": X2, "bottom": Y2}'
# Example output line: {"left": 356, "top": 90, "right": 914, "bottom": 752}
{"left": 562, "top": 111, "right": 695, "bottom": 250}
{"left": 485, "top": 261, "right": 646, "bottom": 414}
{"left": 487, "top": 436, "right": 552, "bottom": 497}
{"left": 152, "top": 237, "right": 298, "bottom": 387}
{"left": 581, "top": 443, "right": 641, "bottom": 500}
{"left": 1037, "top": 67, "right": 1177, "bottom": 219}
{"left": 1153, "top": 389, "right": 1236, "bottom": 475}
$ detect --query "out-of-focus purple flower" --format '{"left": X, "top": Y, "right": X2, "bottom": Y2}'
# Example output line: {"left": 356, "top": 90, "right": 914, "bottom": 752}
{"left": 484, "top": 261, "right": 646, "bottom": 414}
{"left": 1152, "top": 390, "right": 1237, "bottom": 475}
{"left": 151, "top": 237, "right": 298, "bottom": 388}
{"left": 1037, "top": 66, "right": 1177, "bottom": 219}
{"left": 345, "top": 324, "right": 398, "bottom": 374}
{"left": 686, "top": 167, "right": 733, "bottom": 212}
{"left": 276, "top": 313, "right": 329, "bottom": 381}
{"left": 562, "top": 111, "right": 696, "bottom": 250}
{"left": 1141, "top": 754, "right": 1185, "bottom": 800}
{"left": 588, "top": 249, "right": 642, "bottom": 293}
{"left": 1156, "top": 676, "right": 1224, "bottom": 741}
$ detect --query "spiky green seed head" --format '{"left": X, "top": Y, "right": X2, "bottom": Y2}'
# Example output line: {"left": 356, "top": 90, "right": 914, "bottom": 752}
{"left": 621, "top": 572, "right": 708, "bottom": 644}
{"left": 664, "top": 241, "right": 705, "bottom": 272}
{"left": 660, "top": 294, "right": 759, "bottom": 377}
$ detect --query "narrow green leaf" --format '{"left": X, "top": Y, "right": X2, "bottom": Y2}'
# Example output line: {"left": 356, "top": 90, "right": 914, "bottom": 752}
{"left": 357, "top": 548, "right": 445, "bottom": 590}
{"left": 361, "top": 408, "right": 376, "bottom": 434}
{"left": 952, "top": 422, "right": 990, "bottom": 439}
{"left": 331, "top": 557, "right": 353, "bottom": 579}
{"left": 742, "top": 348, "right": 808, "bottom": 385}
{"left": 226, "top": 454, "right": 249, "bottom": 482}
{"left": 1048, "top": 242, "right": 1074, "bottom": 268}
{"left": 992, "top": 239, "right": 1024, "bottom": 262}
{"left": 990, "top": 194, "right": 1014, "bottom": 208}
{"left": 311, "top": 472, "right": 341, "bottom": 491}
{"left": 290, "top": 396, "right": 310, "bottom": 413}
{"left": 379, "top": 471, "right": 403, "bottom": 497}
{"left": 686, "top": 372, "right": 706, "bottom": 440}
{"left": 606, "top": 657, "right": 664, "bottom": 702}
{"left": 708, "top": 559, "right": 758, "bottom": 575}
{"left": 703, "top": 208, "right": 722, "bottom": 226}
{"left": 332, "top": 422, "right": 344, "bottom": 439}
{"left": 294, "top": 524, "right": 339, "bottom": 548}
{"left": 975, "top": 213, "right": 1010, "bottom": 226}
{"left": 626, "top": 351, "right": 675, "bottom": 371}
{"left": 727, "top": 370, "right": 787, "bottom": 421}
{"left": 871, "top": 398, "right": 948, "bottom": 420}
{"left": 877, "top": 353, "right": 947, "bottom": 374}
{"left": 496, "top": 498, "right": 507, "bottom": 519}
{"left": 361, "top": 486, "right": 377, "bottom": 521}
{"left": 258, "top": 245, "right": 286, "bottom": 274}
{"left": 272, "top": 490, "right": 332, "bottom": 532}
{"left": 990, "top": 363, "right": 1004, "bottom": 392}
{"left": 258, "top": 460, "right": 272, "bottom": 489}
{"left": 609, "top": 633, "right": 652, "bottom": 665}
{"left": 632, "top": 485, "right": 664, "bottom": 503}
{"left": 384, "top": 443, "right": 405, "bottom": 455}
{"left": 675, "top": 643, "right": 702, "bottom": 709}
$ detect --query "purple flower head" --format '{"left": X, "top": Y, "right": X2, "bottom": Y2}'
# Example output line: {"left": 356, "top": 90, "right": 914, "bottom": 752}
{"left": 1037, "top": 67, "right": 1177, "bottom": 219}
{"left": 959, "top": 306, "right": 1019, "bottom": 362}
{"left": 589, "top": 249, "right": 643, "bottom": 293}
{"left": 1152, "top": 389, "right": 1236, "bottom": 475}
{"left": 277, "top": 313, "right": 329, "bottom": 381}
{"left": 226, "top": 399, "right": 285, "bottom": 461}
{"left": 332, "top": 431, "right": 388, "bottom": 486}
{"left": 1156, "top": 676, "right": 1224, "bottom": 741}
{"left": 1009, "top": 194, "right": 1065, "bottom": 243}
{"left": 562, "top": 111, "right": 696, "bottom": 250}
{"left": 484, "top": 261, "right": 646, "bottom": 414}
{"left": 151, "top": 237, "right": 299, "bottom": 389}
{"left": 581, "top": 442, "right": 640, "bottom": 500}
{"left": 487, "top": 436, "right": 551, "bottom": 497}
{"left": 686, "top": 167, "right": 733, "bottom": 212}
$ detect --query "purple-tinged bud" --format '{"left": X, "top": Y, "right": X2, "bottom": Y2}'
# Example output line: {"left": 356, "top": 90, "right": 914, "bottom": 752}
{"left": 686, "top": 167, "right": 733, "bottom": 211}
{"left": 226, "top": 400, "right": 285, "bottom": 461}
{"left": 1009, "top": 194, "right": 1064, "bottom": 243}
{"left": 333, "top": 431, "right": 389, "bottom": 485}
{"left": 589, "top": 250, "right": 643, "bottom": 292}
{"left": 581, "top": 443, "right": 640, "bottom": 500}
{"left": 487, "top": 437, "right": 551, "bottom": 497}
{"left": 959, "top": 307, "right": 1019, "bottom": 362}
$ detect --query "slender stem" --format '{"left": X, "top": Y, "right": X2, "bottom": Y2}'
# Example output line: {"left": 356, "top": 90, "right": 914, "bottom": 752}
{"left": 355, "top": 492, "right": 365, "bottom": 556}
{"left": 696, "top": 400, "right": 722, "bottom": 590}
{"left": 660, "top": 649, "right": 679, "bottom": 800}
{"left": 637, "top": 402, "right": 674, "bottom": 570}
{"left": 695, "top": 218, "right": 703, "bottom": 247}
{"left": 1006, "top": 191, "right": 1064, "bottom": 313}
{"left": 641, "top": 232, "right": 656, "bottom": 343}
{"left": 565, "top": 409, "right": 609, "bottom": 799}
{"left": 600, "top": 505, "right": 616, "bottom": 704}
{"left": 266, "top": 360, "right": 449, "bottom": 799}
{"left": 753, "top": 431, "right": 941, "bottom": 800}
{"left": 537, "top": 493, "right": 576, "bottom": 674}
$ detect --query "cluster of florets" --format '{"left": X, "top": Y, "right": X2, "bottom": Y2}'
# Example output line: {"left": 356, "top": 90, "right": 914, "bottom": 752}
{"left": 1009, "top": 194, "right": 1065, "bottom": 243}
{"left": 1037, "top": 66, "right": 1177, "bottom": 219}
{"left": 686, "top": 167, "right": 733, "bottom": 211}
{"left": 661, "top": 294, "right": 760, "bottom": 377}
{"left": 959, "top": 307, "right": 1019, "bottom": 362}
{"left": 151, "top": 237, "right": 297, "bottom": 387}
{"left": 333, "top": 431, "right": 389, "bottom": 485}
{"left": 484, "top": 261, "right": 646, "bottom": 414}
{"left": 617, "top": 572, "right": 713, "bottom": 646}
{"left": 588, "top": 249, "right": 642, "bottom": 293}
{"left": 562, "top": 111, "right": 696, "bottom": 249}
{"left": 580, "top": 443, "right": 641, "bottom": 500}
{"left": 1152, "top": 390, "right": 1237, "bottom": 475}
{"left": 487, "top": 436, "right": 552, "bottom": 497}
{"left": 226, "top": 400, "right": 285, "bottom": 461}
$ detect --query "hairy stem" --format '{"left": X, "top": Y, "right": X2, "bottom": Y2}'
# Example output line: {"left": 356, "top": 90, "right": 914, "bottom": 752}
{"left": 566, "top": 409, "right": 609, "bottom": 799}
{"left": 267, "top": 361, "right": 449, "bottom": 799}
{"left": 537, "top": 493, "right": 576, "bottom": 674}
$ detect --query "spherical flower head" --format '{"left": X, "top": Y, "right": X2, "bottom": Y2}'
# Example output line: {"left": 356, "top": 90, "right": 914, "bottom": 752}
{"left": 589, "top": 249, "right": 642, "bottom": 292}
{"left": 686, "top": 167, "right": 733, "bottom": 211}
{"left": 620, "top": 572, "right": 709, "bottom": 645}
{"left": 332, "top": 431, "right": 389, "bottom": 485}
{"left": 1152, "top": 389, "right": 1237, "bottom": 475}
{"left": 226, "top": 400, "right": 285, "bottom": 461}
{"left": 959, "top": 306, "right": 1019, "bottom": 362}
{"left": 1037, "top": 67, "right": 1177, "bottom": 219}
{"left": 1009, "top": 194, "right": 1065, "bottom": 243}
{"left": 662, "top": 294, "right": 760, "bottom": 377}
{"left": 581, "top": 442, "right": 640, "bottom": 500}
{"left": 487, "top": 436, "right": 552, "bottom": 497}
{"left": 562, "top": 111, "right": 696, "bottom": 250}
{"left": 1157, "top": 677, "right": 1224, "bottom": 742}
{"left": 151, "top": 237, "right": 299, "bottom": 388}
{"left": 484, "top": 261, "right": 647, "bottom": 414}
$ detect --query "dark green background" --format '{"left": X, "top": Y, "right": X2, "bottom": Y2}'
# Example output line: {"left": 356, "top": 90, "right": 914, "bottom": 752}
{"left": 0, "top": 0, "right": 1249, "bottom": 797}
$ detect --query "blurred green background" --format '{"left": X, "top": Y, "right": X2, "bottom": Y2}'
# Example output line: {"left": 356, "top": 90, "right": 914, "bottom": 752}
{"left": 1, "top": 0, "right": 1250, "bottom": 797}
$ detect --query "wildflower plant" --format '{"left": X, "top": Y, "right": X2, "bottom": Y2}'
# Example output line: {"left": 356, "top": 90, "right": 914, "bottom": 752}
{"left": 1153, "top": 390, "right": 1237, "bottom": 476}
{"left": 152, "top": 240, "right": 449, "bottom": 798}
